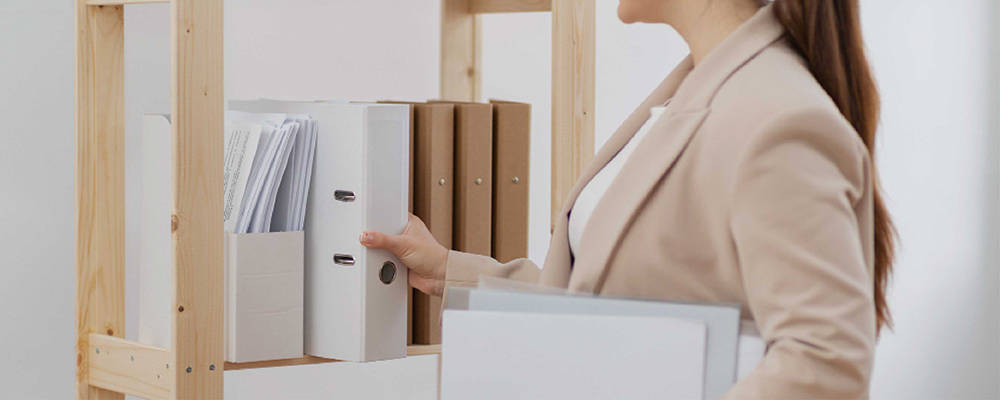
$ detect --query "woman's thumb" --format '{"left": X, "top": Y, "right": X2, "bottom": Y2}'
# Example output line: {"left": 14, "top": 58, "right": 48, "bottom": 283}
{"left": 360, "top": 231, "right": 403, "bottom": 255}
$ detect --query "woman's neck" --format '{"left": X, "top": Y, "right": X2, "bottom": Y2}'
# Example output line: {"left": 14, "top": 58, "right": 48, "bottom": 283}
{"left": 666, "top": 0, "right": 762, "bottom": 66}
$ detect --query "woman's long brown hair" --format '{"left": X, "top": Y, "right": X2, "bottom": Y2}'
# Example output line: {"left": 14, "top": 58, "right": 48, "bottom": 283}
{"left": 773, "top": 0, "right": 895, "bottom": 333}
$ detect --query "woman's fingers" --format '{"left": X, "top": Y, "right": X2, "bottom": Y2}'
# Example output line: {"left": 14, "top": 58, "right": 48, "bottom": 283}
{"left": 360, "top": 231, "right": 405, "bottom": 256}
{"left": 359, "top": 214, "right": 448, "bottom": 297}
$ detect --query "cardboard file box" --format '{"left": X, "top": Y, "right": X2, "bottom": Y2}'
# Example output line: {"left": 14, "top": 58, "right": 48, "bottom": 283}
{"left": 229, "top": 100, "right": 410, "bottom": 362}
{"left": 225, "top": 231, "right": 304, "bottom": 363}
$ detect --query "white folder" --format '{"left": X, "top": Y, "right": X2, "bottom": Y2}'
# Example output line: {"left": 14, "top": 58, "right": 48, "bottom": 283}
{"left": 229, "top": 100, "right": 410, "bottom": 362}
{"left": 442, "top": 309, "right": 708, "bottom": 399}
{"left": 443, "top": 284, "right": 764, "bottom": 399}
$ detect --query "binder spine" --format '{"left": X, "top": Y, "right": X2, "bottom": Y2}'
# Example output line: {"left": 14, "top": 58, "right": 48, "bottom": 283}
{"left": 490, "top": 101, "right": 531, "bottom": 263}
{"left": 360, "top": 106, "right": 410, "bottom": 361}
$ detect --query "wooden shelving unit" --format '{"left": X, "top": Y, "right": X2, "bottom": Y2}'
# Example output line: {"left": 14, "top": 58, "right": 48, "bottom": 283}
{"left": 74, "top": 0, "right": 594, "bottom": 398}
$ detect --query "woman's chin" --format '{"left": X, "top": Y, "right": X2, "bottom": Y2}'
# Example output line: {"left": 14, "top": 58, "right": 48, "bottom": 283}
{"left": 617, "top": 10, "right": 638, "bottom": 24}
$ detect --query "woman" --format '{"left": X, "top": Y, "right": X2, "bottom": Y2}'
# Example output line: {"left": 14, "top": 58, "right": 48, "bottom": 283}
{"left": 363, "top": 0, "right": 894, "bottom": 397}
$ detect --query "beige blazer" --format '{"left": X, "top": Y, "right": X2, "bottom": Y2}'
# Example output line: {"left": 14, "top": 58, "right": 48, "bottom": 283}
{"left": 444, "top": 4, "right": 876, "bottom": 399}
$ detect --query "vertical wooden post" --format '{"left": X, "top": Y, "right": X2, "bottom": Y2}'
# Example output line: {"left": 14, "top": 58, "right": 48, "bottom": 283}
{"left": 170, "top": 0, "right": 225, "bottom": 397}
{"left": 551, "top": 0, "right": 595, "bottom": 225}
{"left": 75, "top": 2, "right": 126, "bottom": 399}
{"left": 441, "top": 0, "right": 483, "bottom": 101}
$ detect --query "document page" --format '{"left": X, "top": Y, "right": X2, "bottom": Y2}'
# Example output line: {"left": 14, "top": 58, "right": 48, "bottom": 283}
{"left": 272, "top": 115, "right": 317, "bottom": 232}
{"left": 223, "top": 120, "right": 262, "bottom": 233}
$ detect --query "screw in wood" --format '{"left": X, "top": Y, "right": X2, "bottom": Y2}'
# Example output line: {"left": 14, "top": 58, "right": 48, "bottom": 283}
{"left": 210, "top": 365, "right": 216, "bottom": 371}
{"left": 186, "top": 367, "right": 192, "bottom": 373}
{"left": 439, "top": 179, "right": 445, "bottom": 186}
{"left": 476, "top": 178, "right": 483, "bottom": 185}
{"left": 513, "top": 177, "right": 519, "bottom": 183}
{"left": 178, "top": 305, "right": 185, "bottom": 312}
{"left": 95, "top": 349, "right": 99, "bottom": 354}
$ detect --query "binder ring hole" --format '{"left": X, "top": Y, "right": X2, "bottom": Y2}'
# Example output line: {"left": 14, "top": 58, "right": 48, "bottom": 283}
{"left": 335, "top": 190, "right": 356, "bottom": 202}
{"left": 333, "top": 254, "right": 355, "bottom": 266}
{"left": 379, "top": 262, "right": 396, "bottom": 285}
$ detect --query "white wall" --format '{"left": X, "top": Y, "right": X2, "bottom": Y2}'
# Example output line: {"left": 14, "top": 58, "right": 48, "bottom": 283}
{"left": 862, "top": 1, "right": 1000, "bottom": 398}
{"left": 0, "top": 2, "right": 76, "bottom": 399}
{"left": 1, "top": 0, "right": 996, "bottom": 398}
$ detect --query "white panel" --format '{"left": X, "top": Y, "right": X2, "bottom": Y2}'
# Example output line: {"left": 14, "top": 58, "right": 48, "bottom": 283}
{"left": 224, "top": 355, "right": 439, "bottom": 399}
{"left": 226, "top": 231, "right": 304, "bottom": 363}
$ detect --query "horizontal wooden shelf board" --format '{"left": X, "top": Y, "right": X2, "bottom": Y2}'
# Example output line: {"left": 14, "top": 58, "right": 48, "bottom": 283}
{"left": 86, "top": 0, "right": 167, "bottom": 5}
{"left": 84, "top": 0, "right": 548, "bottom": 11}
{"left": 224, "top": 344, "right": 443, "bottom": 371}
{"left": 407, "top": 344, "right": 443, "bottom": 357}
{"left": 470, "top": 0, "right": 551, "bottom": 13}
{"left": 88, "top": 334, "right": 172, "bottom": 400}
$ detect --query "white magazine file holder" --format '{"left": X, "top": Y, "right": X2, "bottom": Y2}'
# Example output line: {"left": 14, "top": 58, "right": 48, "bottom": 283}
{"left": 139, "top": 114, "right": 307, "bottom": 364}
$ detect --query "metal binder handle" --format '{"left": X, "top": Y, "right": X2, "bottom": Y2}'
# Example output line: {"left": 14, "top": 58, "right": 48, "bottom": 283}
{"left": 333, "top": 254, "right": 355, "bottom": 266}
{"left": 335, "top": 190, "right": 356, "bottom": 202}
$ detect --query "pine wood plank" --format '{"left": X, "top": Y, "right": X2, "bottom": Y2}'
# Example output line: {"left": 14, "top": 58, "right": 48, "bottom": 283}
{"left": 469, "top": 0, "right": 551, "bottom": 13}
{"left": 223, "top": 345, "right": 442, "bottom": 371}
{"left": 86, "top": 0, "right": 168, "bottom": 5}
{"left": 407, "top": 344, "right": 444, "bottom": 357}
{"left": 441, "top": 0, "right": 482, "bottom": 102}
{"left": 75, "top": 2, "right": 126, "bottom": 399}
{"left": 224, "top": 355, "right": 337, "bottom": 372}
{"left": 170, "top": 0, "right": 225, "bottom": 397}
{"left": 88, "top": 334, "right": 172, "bottom": 400}
{"left": 551, "top": 0, "right": 595, "bottom": 225}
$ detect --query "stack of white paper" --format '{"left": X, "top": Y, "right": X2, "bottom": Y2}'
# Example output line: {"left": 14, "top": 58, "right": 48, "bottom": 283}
{"left": 271, "top": 115, "right": 318, "bottom": 232}
{"left": 225, "top": 111, "right": 317, "bottom": 234}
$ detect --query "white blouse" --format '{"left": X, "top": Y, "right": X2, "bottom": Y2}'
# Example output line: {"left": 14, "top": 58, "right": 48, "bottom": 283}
{"left": 568, "top": 105, "right": 669, "bottom": 257}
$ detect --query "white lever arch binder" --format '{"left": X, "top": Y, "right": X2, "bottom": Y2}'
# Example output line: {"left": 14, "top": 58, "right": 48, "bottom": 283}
{"left": 230, "top": 100, "right": 410, "bottom": 362}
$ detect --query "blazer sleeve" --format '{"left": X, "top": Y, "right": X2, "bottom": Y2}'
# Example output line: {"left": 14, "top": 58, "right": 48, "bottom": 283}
{"left": 443, "top": 250, "right": 541, "bottom": 287}
{"left": 724, "top": 108, "right": 878, "bottom": 399}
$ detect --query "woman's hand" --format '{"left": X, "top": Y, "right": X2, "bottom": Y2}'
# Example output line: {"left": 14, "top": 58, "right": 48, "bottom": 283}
{"left": 360, "top": 214, "right": 448, "bottom": 297}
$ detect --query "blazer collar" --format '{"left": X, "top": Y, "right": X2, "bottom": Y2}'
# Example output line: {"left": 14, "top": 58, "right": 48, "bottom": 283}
{"left": 560, "top": 4, "right": 788, "bottom": 293}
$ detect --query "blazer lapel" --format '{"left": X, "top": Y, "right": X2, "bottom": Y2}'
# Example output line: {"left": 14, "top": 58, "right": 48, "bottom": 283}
{"left": 568, "top": 108, "right": 708, "bottom": 293}
{"left": 538, "top": 57, "right": 695, "bottom": 286}
{"left": 566, "top": 3, "right": 788, "bottom": 293}
{"left": 558, "top": 56, "right": 695, "bottom": 223}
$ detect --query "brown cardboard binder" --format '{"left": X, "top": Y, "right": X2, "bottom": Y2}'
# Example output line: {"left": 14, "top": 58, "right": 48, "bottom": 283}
{"left": 385, "top": 101, "right": 456, "bottom": 345}
{"left": 432, "top": 101, "right": 494, "bottom": 257}
{"left": 490, "top": 100, "right": 531, "bottom": 263}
